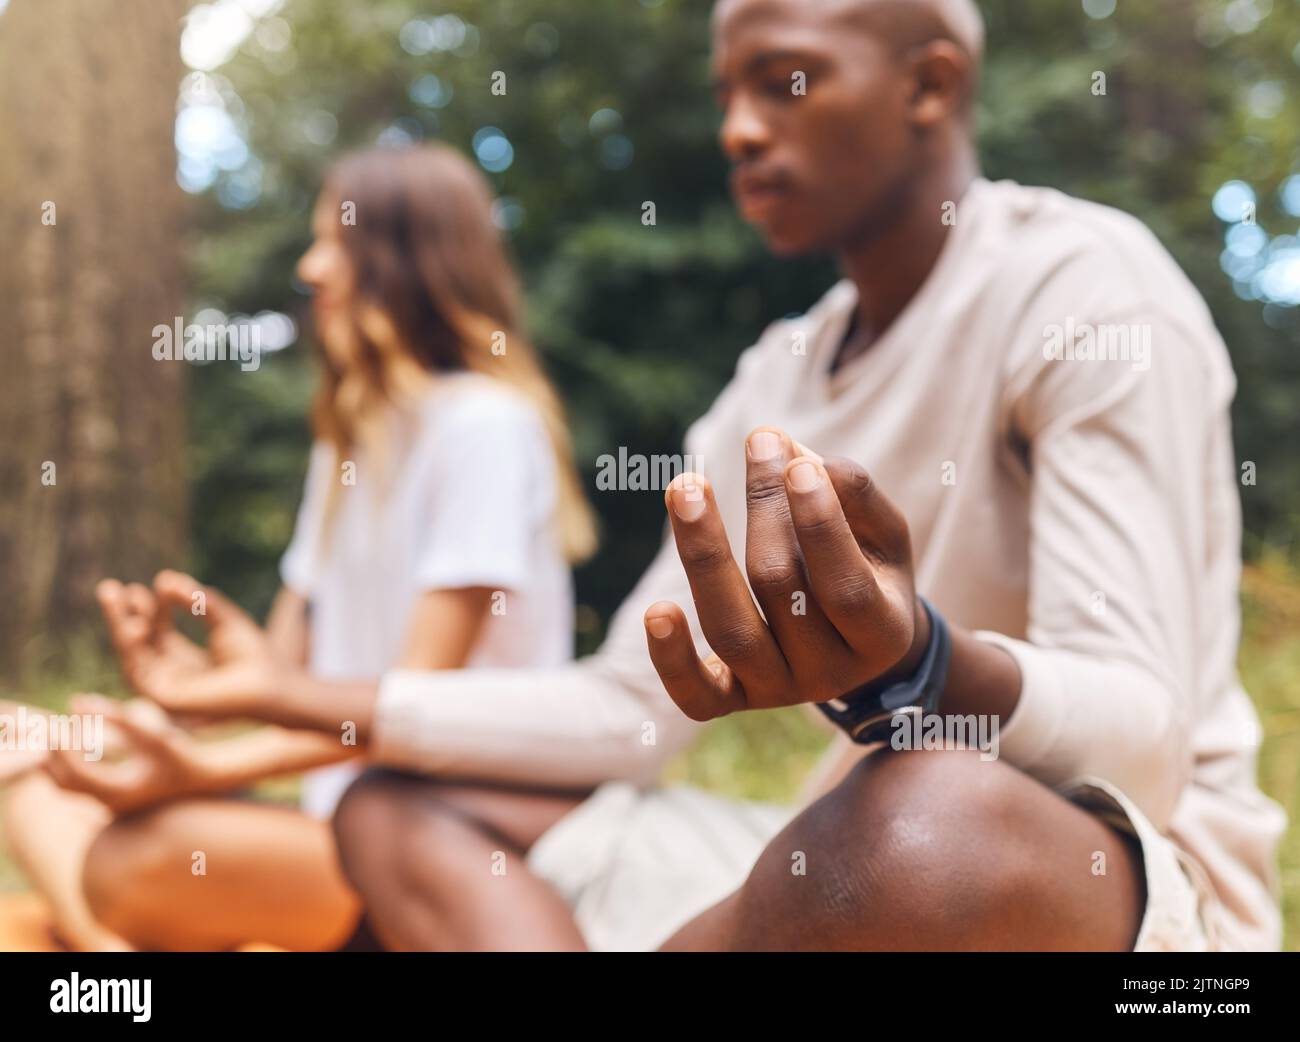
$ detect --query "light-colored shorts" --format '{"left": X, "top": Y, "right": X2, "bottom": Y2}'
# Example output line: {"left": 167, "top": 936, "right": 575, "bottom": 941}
{"left": 526, "top": 774, "right": 1223, "bottom": 952}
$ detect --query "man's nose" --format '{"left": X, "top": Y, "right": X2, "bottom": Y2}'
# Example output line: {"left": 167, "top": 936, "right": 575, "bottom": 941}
{"left": 719, "top": 94, "right": 771, "bottom": 162}
{"left": 296, "top": 249, "right": 321, "bottom": 286}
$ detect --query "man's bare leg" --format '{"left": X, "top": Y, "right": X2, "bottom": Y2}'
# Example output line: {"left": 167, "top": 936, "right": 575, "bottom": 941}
{"left": 333, "top": 770, "right": 589, "bottom": 951}
{"left": 662, "top": 749, "right": 1146, "bottom": 951}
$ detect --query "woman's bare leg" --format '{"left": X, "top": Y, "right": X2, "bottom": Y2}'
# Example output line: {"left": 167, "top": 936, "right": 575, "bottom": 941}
{"left": 81, "top": 798, "right": 361, "bottom": 951}
{"left": 2, "top": 771, "right": 132, "bottom": 951}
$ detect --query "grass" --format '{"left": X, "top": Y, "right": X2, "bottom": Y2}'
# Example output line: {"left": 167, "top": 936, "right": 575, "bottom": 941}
{"left": 3, "top": 558, "right": 1299, "bottom": 947}
{"left": 1240, "top": 554, "right": 1300, "bottom": 946}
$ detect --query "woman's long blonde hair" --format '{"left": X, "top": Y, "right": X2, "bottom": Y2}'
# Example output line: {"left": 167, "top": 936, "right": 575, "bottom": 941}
{"left": 310, "top": 144, "right": 596, "bottom": 563}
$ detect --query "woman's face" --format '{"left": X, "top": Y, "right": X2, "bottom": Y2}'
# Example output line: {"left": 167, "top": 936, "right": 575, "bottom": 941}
{"left": 296, "top": 194, "right": 357, "bottom": 362}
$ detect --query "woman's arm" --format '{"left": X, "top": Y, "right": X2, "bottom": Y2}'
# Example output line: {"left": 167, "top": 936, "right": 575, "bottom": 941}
{"left": 397, "top": 587, "right": 495, "bottom": 670}
{"left": 177, "top": 587, "right": 495, "bottom": 775}
{"left": 191, "top": 725, "right": 359, "bottom": 789}
{"left": 42, "top": 697, "right": 361, "bottom": 814}
{"left": 265, "top": 586, "right": 310, "bottom": 668}
{"left": 86, "top": 578, "right": 498, "bottom": 791}
{"left": 194, "top": 585, "right": 347, "bottom": 787}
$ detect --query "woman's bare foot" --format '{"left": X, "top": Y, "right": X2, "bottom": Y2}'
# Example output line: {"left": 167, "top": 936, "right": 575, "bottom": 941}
{"left": 2, "top": 770, "right": 134, "bottom": 951}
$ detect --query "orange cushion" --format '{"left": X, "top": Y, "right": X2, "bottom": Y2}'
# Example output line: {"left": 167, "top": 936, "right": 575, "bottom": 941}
{"left": 0, "top": 891, "right": 63, "bottom": 952}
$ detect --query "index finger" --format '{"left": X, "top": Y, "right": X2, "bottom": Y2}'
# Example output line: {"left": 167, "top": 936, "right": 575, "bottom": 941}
{"left": 96, "top": 578, "right": 150, "bottom": 661}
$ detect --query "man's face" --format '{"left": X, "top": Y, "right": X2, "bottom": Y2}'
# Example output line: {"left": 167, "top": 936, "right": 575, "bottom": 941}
{"left": 712, "top": 0, "right": 921, "bottom": 255}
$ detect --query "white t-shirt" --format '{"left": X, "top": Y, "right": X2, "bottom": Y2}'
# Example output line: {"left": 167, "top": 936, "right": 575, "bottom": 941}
{"left": 279, "top": 371, "right": 574, "bottom": 817}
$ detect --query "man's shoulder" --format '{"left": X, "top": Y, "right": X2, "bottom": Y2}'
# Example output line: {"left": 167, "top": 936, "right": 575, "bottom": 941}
{"left": 981, "top": 181, "right": 1236, "bottom": 415}
{"left": 978, "top": 179, "right": 1211, "bottom": 321}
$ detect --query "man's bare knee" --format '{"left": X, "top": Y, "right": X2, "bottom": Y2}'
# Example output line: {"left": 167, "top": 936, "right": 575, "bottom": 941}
{"left": 729, "top": 750, "right": 1138, "bottom": 950}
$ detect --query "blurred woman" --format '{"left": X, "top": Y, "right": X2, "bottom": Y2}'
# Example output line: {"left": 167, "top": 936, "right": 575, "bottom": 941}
{"left": 2, "top": 144, "right": 596, "bottom": 950}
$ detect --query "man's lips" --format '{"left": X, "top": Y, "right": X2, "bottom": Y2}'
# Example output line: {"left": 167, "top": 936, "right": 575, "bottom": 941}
{"left": 732, "top": 173, "right": 792, "bottom": 219}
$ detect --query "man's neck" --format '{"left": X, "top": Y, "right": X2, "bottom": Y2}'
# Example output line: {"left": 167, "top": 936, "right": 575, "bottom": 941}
{"left": 833, "top": 154, "right": 977, "bottom": 371}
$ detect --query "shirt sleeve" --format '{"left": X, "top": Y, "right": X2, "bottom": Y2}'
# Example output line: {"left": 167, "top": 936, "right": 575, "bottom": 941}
{"left": 979, "top": 306, "right": 1232, "bottom": 830}
{"left": 369, "top": 532, "right": 704, "bottom": 787}
{"left": 279, "top": 441, "right": 333, "bottom": 597}
{"left": 412, "top": 392, "right": 552, "bottom": 593}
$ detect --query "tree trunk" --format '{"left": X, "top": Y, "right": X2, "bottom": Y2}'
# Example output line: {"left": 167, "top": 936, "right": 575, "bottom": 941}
{"left": 0, "top": 0, "right": 190, "bottom": 678}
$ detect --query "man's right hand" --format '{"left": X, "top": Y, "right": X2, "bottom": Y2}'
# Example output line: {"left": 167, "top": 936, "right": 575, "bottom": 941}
{"left": 641, "top": 428, "right": 924, "bottom": 721}
{"left": 97, "top": 571, "right": 279, "bottom": 718}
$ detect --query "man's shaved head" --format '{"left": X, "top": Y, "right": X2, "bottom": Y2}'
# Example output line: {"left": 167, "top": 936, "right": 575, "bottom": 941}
{"left": 716, "top": 0, "right": 984, "bottom": 60}
{"left": 856, "top": 0, "right": 985, "bottom": 62}
{"left": 831, "top": 0, "right": 984, "bottom": 105}
{"left": 711, "top": 0, "right": 983, "bottom": 256}
{"left": 715, "top": 0, "right": 984, "bottom": 106}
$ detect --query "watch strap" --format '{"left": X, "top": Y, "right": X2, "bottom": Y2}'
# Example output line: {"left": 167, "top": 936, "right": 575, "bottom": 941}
{"left": 816, "top": 597, "right": 952, "bottom": 745}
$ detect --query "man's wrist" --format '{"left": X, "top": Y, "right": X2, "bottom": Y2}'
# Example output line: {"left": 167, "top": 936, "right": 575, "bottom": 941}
{"left": 873, "top": 594, "right": 931, "bottom": 687}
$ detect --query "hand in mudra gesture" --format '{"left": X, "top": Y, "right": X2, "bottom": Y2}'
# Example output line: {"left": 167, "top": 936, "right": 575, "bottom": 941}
{"left": 643, "top": 427, "right": 928, "bottom": 721}
{"left": 97, "top": 571, "right": 277, "bottom": 717}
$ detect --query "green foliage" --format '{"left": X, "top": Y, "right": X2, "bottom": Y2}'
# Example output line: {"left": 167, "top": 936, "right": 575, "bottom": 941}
{"left": 185, "top": 0, "right": 1300, "bottom": 631}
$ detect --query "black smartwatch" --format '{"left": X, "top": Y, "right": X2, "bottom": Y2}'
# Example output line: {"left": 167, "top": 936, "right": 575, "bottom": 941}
{"left": 816, "top": 597, "right": 952, "bottom": 745}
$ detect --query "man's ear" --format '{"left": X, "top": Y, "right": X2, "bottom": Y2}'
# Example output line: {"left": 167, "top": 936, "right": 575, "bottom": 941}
{"left": 907, "top": 40, "right": 972, "bottom": 128}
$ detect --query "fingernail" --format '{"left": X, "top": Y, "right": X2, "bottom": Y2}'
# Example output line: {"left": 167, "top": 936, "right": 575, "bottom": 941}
{"left": 793, "top": 440, "right": 823, "bottom": 464}
{"left": 747, "top": 430, "right": 781, "bottom": 461}
{"left": 646, "top": 614, "right": 674, "bottom": 639}
{"left": 671, "top": 481, "right": 707, "bottom": 521}
{"left": 788, "top": 460, "right": 822, "bottom": 493}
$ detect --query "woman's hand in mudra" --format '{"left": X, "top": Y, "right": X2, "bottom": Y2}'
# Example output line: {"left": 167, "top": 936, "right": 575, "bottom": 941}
{"left": 97, "top": 571, "right": 279, "bottom": 718}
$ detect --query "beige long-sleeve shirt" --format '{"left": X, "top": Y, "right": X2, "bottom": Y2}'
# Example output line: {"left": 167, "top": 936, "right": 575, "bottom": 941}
{"left": 372, "top": 179, "right": 1286, "bottom": 950}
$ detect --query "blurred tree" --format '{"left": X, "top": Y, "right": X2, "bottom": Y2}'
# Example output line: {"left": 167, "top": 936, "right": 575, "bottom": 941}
{"left": 0, "top": 0, "right": 190, "bottom": 676}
